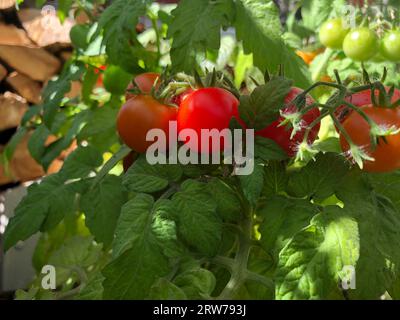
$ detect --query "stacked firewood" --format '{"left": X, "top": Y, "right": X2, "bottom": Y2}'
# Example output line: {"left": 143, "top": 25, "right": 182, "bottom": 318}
{"left": 0, "top": 1, "right": 77, "bottom": 187}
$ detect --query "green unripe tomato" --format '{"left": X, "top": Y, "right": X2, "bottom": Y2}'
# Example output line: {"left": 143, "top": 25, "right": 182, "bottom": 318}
{"left": 319, "top": 18, "right": 349, "bottom": 49}
{"left": 381, "top": 30, "right": 400, "bottom": 62}
{"left": 343, "top": 27, "right": 378, "bottom": 61}
{"left": 103, "top": 65, "right": 133, "bottom": 95}
{"left": 70, "top": 24, "right": 90, "bottom": 50}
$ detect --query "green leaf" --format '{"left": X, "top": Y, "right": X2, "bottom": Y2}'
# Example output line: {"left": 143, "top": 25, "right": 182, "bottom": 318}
{"left": 263, "top": 161, "right": 288, "bottom": 196}
{"left": 301, "top": 0, "right": 346, "bottom": 31}
{"left": 288, "top": 153, "right": 350, "bottom": 200}
{"left": 171, "top": 180, "right": 222, "bottom": 257}
{"left": 234, "top": 0, "right": 311, "bottom": 88}
{"left": 77, "top": 106, "right": 119, "bottom": 153}
{"left": 28, "top": 125, "right": 51, "bottom": 164}
{"left": 0, "top": 127, "right": 27, "bottom": 165}
{"left": 113, "top": 194, "right": 178, "bottom": 258}
{"left": 275, "top": 206, "right": 359, "bottom": 300}
{"left": 30, "top": 112, "right": 88, "bottom": 171}
{"left": 366, "top": 171, "right": 400, "bottom": 208}
{"left": 32, "top": 214, "right": 90, "bottom": 272}
{"left": 241, "top": 247, "right": 275, "bottom": 299}
{"left": 102, "top": 196, "right": 173, "bottom": 299}
{"left": 82, "top": 66, "right": 100, "bottom": 105}
{"left": 388, "top": 277, "right": 400, "bottom": 300}
{"left": 168, "top": 0, "right": 234, "bottom": 72}
{"left": 42, "top": 62, "right": 85, "bottom": 128}
{"left": 48, "top": 236, "right": 102, "bottom": 285}
{"left": 44, "top": 113, "right": 88, "bottom": 171}
{"left": 174, "top": 268, "right": 216, "bottom": 299}
{"left": 123, "top": 156, "right": 182, "bottom": 193}
{"left": 234, "top": 46, "right": 253, "bottom": 89}
{"left": 239, "top": 77, "right": 293, "bottom": 130}
{"left": 336, "top": 173, "right": 400, "bottom": 299}
{"left": 103, "top": 194, "right": 179, "bottom": 299}
{"left": 255, "top": 136, "right": 288, "bottom": 162}
{"left": 208, "top": 178, "right": 242, "bottom": 222}
{"left": 148, "top": 278, "right": 187, "bottom": 300}
{"left": 97, "top": 0, "right": 151, "bottom": 72}
{"left": 77, "top": 272, "right": 105, "bottom": 300}
{"left": 239, "top": 160, "right": 264, "bottom": 208}
{"left": 4, "top": 174, "right": 78, "bottom": 251}
{"left": 49, "top": 236, "right": 101, "bottom": 270}
{"left": 258, "top": 196, "right": 319, "bottom": 257}
{"left": 60, "top": 146, "right": 103, "bottom": 180}
{"left": 80, "top": 175, "right": 127, "bottom": 246}
{"left": 313, "top": 137, "right": 342, "bottom": 153}
{"left": 14, "top": 288, "right": 39, "bottom": 300}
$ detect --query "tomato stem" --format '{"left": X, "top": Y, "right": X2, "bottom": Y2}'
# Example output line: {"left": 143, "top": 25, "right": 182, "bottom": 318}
{"left": 302, "top": 110, "right": 330, "bottom": 143}
{"left": 150, "top": 17, "right": 162, "bottom": 65}
{"left": 90, "top": 145, "right": 131, "bottom": 190}
{"left": 217, "top": 214, "right": 252, "bottom": 300}
{"left": 343, "top": 101, "right": 377, "bottom": 128}
{"left": 330, "top": 111, "right": 354, "bottom": 147}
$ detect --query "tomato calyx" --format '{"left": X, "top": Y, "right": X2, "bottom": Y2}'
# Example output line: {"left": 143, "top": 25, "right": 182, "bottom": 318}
{"left": 125, "top": 72, "right": 193, "bottom": 109}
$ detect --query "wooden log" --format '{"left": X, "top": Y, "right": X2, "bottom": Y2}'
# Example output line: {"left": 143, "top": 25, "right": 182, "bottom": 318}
{"left": 0, "top": 63, "right": 7, "bottom": 82}
{"left": 0, "top": 0, "right": 15, "bottom": 9}
{"left": 18, "top": 9, "right": 73, "bottom": 47}
{"left": 6, "top": 72, "right": 42, "bottom": 104}
{"left": 10, "top": 133, "right": 64, "bottom": 181}
{"left": 0, "top": 45, "right": 61, "bottom": 81}
{"left": 0, "top": 23, "right": 34, "bottom": 47}
{"left": 60, "top": 50, "right": 72, "bottom": 62}
{"left": 65, "top": 81, "right": 82, "bottom": 99}
{"left": 0, "top": 132, "right": 64, "bottom": 185}
{"left": 0, "top": 92, "right": 28, "bottom": 131}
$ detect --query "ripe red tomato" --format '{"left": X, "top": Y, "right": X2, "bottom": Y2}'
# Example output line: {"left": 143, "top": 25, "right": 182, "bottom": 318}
{"left": 335, "top": 87, "right": 400, "bottom": 122}
{"left": 256, "top": 87, "right": 320, "bottom": 157}
{"left": 117, "top": 95, "right": 177, "bottom": 153}
{"left": 177, "top": 87, "right": 240, "bottom": 154}
{"left": 339, "top": 105, "right": 400, "bottom": 172}
{"left": 125, "top": 72, "right": 160, "bottom": 101}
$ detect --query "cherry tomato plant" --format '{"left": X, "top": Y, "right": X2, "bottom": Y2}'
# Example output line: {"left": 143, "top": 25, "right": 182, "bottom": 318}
{"left": 3, "top": 0, "right": 400, "bottom": 301}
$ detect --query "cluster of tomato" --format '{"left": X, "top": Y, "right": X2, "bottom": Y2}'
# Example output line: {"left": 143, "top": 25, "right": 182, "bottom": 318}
{"left": 116, "top": 72, "right": 400, "bottom": 173}
{"left": 116, "top": 73, "right": 322, "bottom": 159}
{"left": 319, "top": 18, "right": 400, "bottom": 62}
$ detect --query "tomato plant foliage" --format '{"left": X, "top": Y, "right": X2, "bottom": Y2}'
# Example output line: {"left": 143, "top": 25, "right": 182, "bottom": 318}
{"left": 4, "top": 0, "right": 400, "bottom": 301}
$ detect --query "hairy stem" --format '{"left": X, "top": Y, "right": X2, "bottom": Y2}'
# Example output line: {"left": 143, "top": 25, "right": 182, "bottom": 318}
{"left": 217, "top": 215, "right": 252, "bottom": 300}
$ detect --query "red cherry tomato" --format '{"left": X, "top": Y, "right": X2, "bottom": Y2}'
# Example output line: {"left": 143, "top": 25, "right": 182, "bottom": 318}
{"left": 125, "top": 72, "right": 160, "bottom": 101}
{"left": 255, "top": 87, "right": 320, "bottom": 156}
{"left": 177, "top": 87, "right": 240, "bottom": 154}
{"left": 117, "top": 95, "right": 177, "bottom": 153}
{"left": 335, "top": 87, "right": 400, "bottom": 122}
{"left": 340, "top": 105, "right": 400, "bottom": 172}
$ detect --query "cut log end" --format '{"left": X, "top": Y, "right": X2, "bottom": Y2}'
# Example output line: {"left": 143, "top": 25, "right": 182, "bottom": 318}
{"left": 6, "top": 71, "right": 42, "bottom": 104}
{"left": 0, "top": 92, "right": 28, "bottom": 131}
